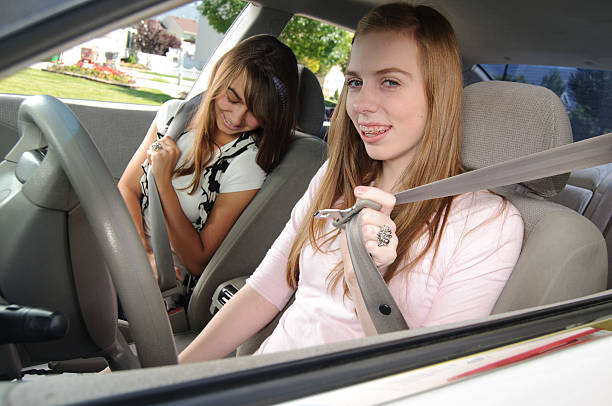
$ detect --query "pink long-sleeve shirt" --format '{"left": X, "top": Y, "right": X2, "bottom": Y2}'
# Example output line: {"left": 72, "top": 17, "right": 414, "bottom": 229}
{"left": 247, "top": 162, "right": 524, "bottom": 354}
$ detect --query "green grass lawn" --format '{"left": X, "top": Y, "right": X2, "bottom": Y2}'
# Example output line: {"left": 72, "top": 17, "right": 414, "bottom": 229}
{"left": 0, "top": 68, "right": 173, "bottom": 105}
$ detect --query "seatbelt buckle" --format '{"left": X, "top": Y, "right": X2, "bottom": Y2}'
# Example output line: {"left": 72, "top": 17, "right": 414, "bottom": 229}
{"left": 314, "top": 199, "right": 382, "bottom": 229}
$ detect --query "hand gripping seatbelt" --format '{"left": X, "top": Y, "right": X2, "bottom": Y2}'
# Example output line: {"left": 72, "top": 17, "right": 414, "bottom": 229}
{"left": 146, "top": 94, "right": 202, "bottom": 292}
{"left": 316, "top": 132, "right": 612, "bottom": 334}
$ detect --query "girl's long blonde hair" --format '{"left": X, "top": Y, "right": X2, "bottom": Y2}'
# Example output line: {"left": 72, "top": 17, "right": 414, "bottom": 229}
{"left": 286, "top": 4, "right": 464, "bottom": 292}
{"left": 176, "top": 35, "right": 299, "bottom": 193}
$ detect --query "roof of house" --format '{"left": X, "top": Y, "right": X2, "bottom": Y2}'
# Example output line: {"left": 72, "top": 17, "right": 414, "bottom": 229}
{"left": 168, "top": 16, "right": 197, "bottom": 35}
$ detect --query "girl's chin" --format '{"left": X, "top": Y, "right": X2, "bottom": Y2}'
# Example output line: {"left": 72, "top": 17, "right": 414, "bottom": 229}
{"left": 363, "top": 147, "right": 388, "bottom": 161}
{"left": 363, "top": 145, "right": 408, "bottom": 164}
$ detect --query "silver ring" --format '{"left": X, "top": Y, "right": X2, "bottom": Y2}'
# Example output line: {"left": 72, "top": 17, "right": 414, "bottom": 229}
{"left": 376, "top": 225, "right": 393, "bottom": 247}
{"left": 151, "top": 141, "right": 163, "bottom": 151}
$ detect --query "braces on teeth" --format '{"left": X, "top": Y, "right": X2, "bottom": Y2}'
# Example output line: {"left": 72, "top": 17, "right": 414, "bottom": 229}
{"left": 360, "top": 125, "right": 387, "bottom": 135}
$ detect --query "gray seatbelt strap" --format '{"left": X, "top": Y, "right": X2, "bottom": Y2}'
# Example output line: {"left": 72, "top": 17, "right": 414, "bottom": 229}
{"left": 317, "top": 199, "right": 407, "bottom": 333}
{"left": 316, "top": 132, "right": 612, "bottom": 333}
{"left": 395, "top": 132, "right": 612, "bottom": 205}
{"left": 344, "top": 203, "right": 406, "bottom": 333}
{"left": 147, "top": 94, "right": 202, "bottom": 292}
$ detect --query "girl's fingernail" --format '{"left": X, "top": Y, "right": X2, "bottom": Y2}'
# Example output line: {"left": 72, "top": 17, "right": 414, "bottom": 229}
{"left": 355, "top": 186, "right": 365, "bottom": 195}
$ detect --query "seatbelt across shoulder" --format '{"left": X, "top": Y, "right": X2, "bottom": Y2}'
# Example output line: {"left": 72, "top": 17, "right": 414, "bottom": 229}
{"left": 315, "top": 132, "right": 612, "bottom": 334}
{"left": 146, "top": 94, "right": 202, "bottom": 293}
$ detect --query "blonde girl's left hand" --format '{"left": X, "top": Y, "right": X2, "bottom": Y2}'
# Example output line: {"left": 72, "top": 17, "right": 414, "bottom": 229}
{"left": 340, "top": 186, "right": 398, "bottom": 279}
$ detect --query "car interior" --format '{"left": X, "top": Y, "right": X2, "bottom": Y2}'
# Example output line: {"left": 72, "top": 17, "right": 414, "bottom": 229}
{"left": 0, "top": 0, "right": 611, "bottom": 404}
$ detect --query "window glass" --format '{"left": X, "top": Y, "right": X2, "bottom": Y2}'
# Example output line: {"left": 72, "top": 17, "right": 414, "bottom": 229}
{"left": 280, "top": 15, "right": 354, "bottom": 124}
{"left": 0, "top": 0, "right": 240, "bottom": 105}
{"left": 481, "top": 64, "right": 612, "bottom": 141}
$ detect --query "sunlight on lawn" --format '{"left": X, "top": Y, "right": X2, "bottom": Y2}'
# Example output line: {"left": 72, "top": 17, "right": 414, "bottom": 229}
{"left": 0, "top": 68, "right": 173, "bottom": 105}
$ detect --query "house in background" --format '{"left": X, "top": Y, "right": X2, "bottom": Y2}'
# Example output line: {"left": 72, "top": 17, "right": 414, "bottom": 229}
{"left": 163, "top": 15, "right": 197, "bottom": 42}
{"left": 159, "top": 13, "right": 231, "bottom": 71}
{"left": 323, "top": 65, "right": 344, "bottom": 100}
{"left": 162, "top": 16, "right": 197, "bottom": 55}
{"left": 57, "top": 28, "right": 133, "bottom": 67}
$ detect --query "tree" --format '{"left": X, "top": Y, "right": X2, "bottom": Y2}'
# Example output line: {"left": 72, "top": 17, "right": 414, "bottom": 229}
{"left": 197, "top": 0, "right": 352, "bottom": 76}
{"left": 494, "top": 72, "right": 527, "bottom": 83}
{"left": 280, "top": 16, "right": 352, "bottom": 75}
{"left": 492, "top": 64, "right": 527, "bottom": 83}
{"left": 540, "top": 69, "right": 565, "bottom": 97}
{"left": 134, "top": 19, "right": 181, "bottom": 56}
{"left": 197, "top": 0, "right": 245, "bottom": 33}
{"left": 567, "top": 69, "right": 612, "bottom": 140}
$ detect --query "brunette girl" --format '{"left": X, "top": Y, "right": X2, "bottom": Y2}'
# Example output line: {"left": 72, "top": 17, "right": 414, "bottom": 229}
{"left": 119, "top": 35, "right": 299, "bottom": 280}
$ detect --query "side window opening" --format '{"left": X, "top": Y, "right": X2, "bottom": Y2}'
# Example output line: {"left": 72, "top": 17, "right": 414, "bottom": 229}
{"left": 279, "top": 15, "right": 354, "bottom": 127}
{"left": 481, "top": 64, "right": 612, "bottom": 142}
{"left": 0, "top": 1, "right": 236, "bottom": 106}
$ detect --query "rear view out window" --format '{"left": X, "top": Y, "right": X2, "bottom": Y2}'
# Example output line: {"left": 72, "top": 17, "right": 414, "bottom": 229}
{"left": 481, "top": 64, "right": 612, "bottom": 142}
{"left": 0, "top": 0, "right": 231, "bottom": 105}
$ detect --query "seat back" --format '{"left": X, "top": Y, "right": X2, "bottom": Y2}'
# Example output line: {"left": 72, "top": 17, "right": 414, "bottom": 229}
{"left": 588, "top": 169, "right": 612, "bottom": 285}
{"left": 549, "top": 164, "right": 612, "bottom": 214}
{"left": 187, "top": 66, "right": 328, "bottom": 331}
{"left": 460, "top": 81, "right": 607, "bottom": 313}
{"left": 550, "top": 163, "right": 612, "bottom": 283}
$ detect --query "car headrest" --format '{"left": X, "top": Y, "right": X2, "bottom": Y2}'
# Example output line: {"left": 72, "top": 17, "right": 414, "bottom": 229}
{"left": 462, "top": 80, "right": 572, "bottom": 197}
{"left": 296, "top": 65, "right": 325, "bottom": 136}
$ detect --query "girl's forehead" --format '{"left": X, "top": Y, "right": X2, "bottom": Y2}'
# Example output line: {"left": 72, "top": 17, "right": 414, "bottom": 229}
{"left": 348, "top": 31, "right": 419, "bottom": 73}
{"left": 226, "top": 70, "right": 249, "bottom": 92}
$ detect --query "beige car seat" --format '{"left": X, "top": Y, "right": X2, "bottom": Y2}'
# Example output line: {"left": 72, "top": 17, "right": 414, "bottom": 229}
{"left": 549, "top": 163, "right": 612, "bottom": 283}
{"left": 459, "top": 81, "right": 607, "bottom": 313}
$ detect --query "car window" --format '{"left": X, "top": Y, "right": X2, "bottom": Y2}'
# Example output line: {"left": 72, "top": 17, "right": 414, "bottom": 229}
{"left": 279, "top": 14, "right": 353, "bottom": 125}
{"left": 0, "top": 0, "right": 239, "bottom": 105}
{"left": 481, "top": 64, "right": 612, "bottom": 141}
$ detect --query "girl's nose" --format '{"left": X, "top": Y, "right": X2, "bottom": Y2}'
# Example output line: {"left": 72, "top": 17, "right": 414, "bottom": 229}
{"left": 353, "top": 83, "right": 378, "bottom": 114}
{"left": 229, "top": 106, "right": 248, "bottom": 126}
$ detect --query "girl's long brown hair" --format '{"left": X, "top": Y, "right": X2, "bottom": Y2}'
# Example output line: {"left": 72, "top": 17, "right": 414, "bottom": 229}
{"left": 286, "top": 4, "right": 465, "bottom": 292}
{"left": 176, "top": 35, "right": 299, "bottom": 193}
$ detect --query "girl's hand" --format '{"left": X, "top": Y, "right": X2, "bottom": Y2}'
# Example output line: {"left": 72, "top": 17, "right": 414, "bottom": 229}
{"left": 146, "top": 136, "right": 181, "bottom": 186}
{"left": 146, "top": 250, "right": 159, "bottom": 282}
{"left": 146, "top": 250, "right": 183, "bottom": 283}
{"left": 341, "top": 186, "right": 398, "bottom": 281}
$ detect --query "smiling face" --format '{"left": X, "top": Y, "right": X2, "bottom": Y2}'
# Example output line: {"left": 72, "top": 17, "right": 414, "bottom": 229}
{"left": 214, "top": 71, "right": 260, "bottom": 144}
{"left": 345, "top": 31, "right": 429, "bottom": 182}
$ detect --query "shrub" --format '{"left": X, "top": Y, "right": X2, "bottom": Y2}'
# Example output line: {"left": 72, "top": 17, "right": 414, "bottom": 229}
{"left": 48, "top": 61, "right": 135, "bottom": 85}
{"left": 121, "top": 54, "right": 138, "bottom": 64}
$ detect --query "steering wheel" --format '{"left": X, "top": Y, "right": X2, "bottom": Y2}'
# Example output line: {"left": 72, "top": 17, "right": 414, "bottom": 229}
{"left": 15, "top": 95, "right": 177, "bottom": 368}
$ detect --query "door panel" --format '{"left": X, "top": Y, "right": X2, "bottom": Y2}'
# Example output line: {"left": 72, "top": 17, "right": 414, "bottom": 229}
{"left": 0, "top": 94, "right": 157, "bottom": 181}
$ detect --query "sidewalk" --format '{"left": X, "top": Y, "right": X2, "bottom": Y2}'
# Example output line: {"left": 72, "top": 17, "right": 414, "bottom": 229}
{"left": 121, "top": 67, "right": 194, "bottom": 98}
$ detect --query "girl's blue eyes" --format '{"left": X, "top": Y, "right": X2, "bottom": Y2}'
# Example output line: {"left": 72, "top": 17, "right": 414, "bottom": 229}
{"left": 345, "top": 78, "right": 400, "bottom": 88}
{"left": 383, "top": 79, "right": 399, "bottom": 87}
{"left": 346, "top": 78, "right": 362, "bottom": 88}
